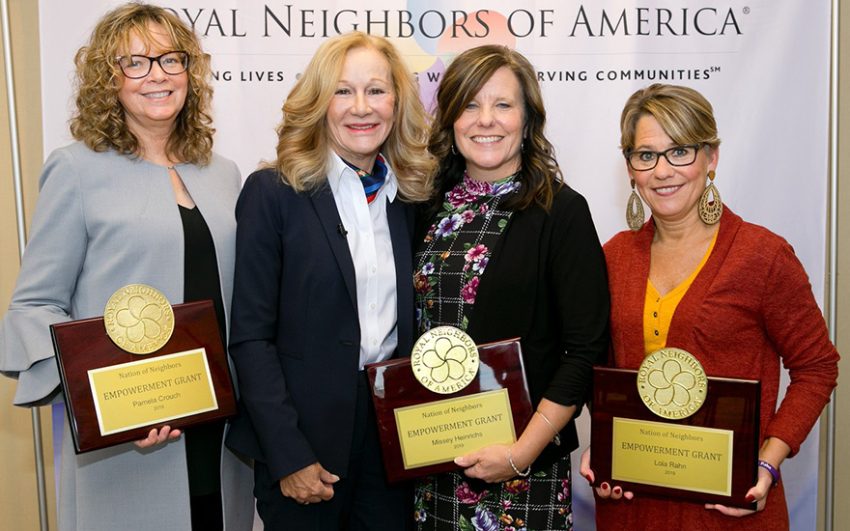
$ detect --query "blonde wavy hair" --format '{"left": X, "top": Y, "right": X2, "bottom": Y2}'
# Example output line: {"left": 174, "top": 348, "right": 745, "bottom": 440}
{"left": 268, "top": 32, "right": 434, "bottom": 201}
{"left": 69, "top": 2, "right": 214, "bottom": 165}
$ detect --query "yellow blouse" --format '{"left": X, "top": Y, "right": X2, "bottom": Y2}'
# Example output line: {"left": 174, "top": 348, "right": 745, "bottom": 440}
{"left": 644, "top": 231, "right": 718, "bottom": 354}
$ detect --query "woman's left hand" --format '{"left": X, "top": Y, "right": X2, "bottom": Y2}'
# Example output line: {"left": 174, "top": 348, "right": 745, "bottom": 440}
{"left": 705, "top": 466, "right": 772, "bottom": 516}
{"left": 455, "top": 444, "right": 523, "bottom": 484}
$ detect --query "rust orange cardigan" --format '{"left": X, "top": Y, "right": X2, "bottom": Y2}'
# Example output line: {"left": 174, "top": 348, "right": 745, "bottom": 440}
{"left": 596, "top": 207, "right": 839, "bottom": 531}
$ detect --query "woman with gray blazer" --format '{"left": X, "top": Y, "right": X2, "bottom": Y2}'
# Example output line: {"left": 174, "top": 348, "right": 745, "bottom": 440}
{"left": 0, "top": 5, "right": 252, "bottom": 530}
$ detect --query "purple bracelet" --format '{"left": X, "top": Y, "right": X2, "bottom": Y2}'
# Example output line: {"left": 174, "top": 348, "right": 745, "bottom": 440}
{"left": 758, "top": 460, "right": 781, "bottom": 488}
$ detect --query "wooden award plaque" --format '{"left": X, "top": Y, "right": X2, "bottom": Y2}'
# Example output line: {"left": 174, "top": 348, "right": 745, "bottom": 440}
{"left": 51, "top": 300, "right": 236, "bottom": 453}
{"left": 591, "top": 367, "right": 760, "bottom": 508}
{"left": 366, "top": 338, "right": 534, "bottom": 483}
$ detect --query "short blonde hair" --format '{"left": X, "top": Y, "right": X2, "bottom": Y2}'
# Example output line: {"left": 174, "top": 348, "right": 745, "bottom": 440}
{"left": 70, "top": 2, "right": 214, "bottom": 165}
{"left": 620, "top": 83, "right": 721, "bottom": 153}
{"left": 268, "top": 31, "right": 434, "bottom": 202}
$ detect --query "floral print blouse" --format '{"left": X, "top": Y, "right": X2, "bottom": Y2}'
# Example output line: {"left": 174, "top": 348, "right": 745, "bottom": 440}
{"left": 414, "top": 172, "right": 520, "bottom": 333}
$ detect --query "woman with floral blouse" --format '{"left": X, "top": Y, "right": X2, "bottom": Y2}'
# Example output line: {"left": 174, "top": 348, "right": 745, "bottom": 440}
{"left": 412, "top": 45, "right": 610, "bottom": 530}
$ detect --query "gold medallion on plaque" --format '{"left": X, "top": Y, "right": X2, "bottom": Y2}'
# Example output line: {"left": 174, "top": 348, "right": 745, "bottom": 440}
{"left": 411, "top": 326, "right": 479, "bottom": 394}
{"left": 636, "top": 347, "right": 707, "bottom": 419}
{"left": 103, "top": 284, "right": 174, "bottom": 355}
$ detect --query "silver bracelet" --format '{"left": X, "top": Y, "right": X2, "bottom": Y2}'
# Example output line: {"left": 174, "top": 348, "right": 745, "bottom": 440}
{"left": 536, "top": 410, "right": 561, "bottom": 446}
{"left": 507, "top": 447, "right": 531, "bottom": 477}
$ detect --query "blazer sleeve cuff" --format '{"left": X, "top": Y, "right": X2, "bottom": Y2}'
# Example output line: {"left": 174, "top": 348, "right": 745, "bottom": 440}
{"left": 265, "top": 433, "right": 318, "bottom": 481}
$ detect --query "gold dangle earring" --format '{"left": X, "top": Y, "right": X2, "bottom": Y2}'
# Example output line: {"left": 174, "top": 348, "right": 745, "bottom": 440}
{"left": 698, "top": 170, "right": 723, "bottom": 225}
{"left": 626, "top": 179, "right": 645, "bottom": 231}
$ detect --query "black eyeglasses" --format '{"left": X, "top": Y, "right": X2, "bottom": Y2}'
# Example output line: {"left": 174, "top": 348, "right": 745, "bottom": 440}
{"left": 116, "top": 51, "right": 189, "bottom": 79}
{"left": 625, "top": 144, "right": 702, "bottom": 171}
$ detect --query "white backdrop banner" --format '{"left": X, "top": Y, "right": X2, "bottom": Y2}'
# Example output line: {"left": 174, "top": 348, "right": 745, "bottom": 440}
{"left": 38, "top": 1, "right": 830, "bottom": 529}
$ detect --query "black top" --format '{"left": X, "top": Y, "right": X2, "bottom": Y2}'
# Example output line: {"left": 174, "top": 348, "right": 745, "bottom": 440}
{"left": 180, "top": 205, "right": 226, "bottom": 343}
{"left": 178, "top": 205, "right": 225, "bottom": 504}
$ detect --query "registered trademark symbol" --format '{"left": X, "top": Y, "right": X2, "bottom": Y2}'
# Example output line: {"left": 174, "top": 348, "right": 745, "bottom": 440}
{"left": 743, "top": 7, "right": 750, "bottom": 14}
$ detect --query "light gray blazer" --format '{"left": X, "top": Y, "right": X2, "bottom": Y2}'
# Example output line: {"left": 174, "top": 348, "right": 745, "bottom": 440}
{"left": 0, "top": 142, "right": 253, "bottom": 531}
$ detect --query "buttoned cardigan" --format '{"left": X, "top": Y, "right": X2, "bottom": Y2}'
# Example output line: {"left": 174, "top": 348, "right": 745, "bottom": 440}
{"left": 597, "top": 207, "right": 839, "bottom": 530}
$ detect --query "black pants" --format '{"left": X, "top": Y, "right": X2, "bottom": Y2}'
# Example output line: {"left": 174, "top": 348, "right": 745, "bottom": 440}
{"left": 185, "top": 420, "right": 225, "bottom": 531}
{"left": 255, "top": 373, "right": 412, "bottom": 530}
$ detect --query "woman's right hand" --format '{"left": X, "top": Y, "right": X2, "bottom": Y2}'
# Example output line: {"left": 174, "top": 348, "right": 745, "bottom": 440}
{"left": 279, "top": 462, "right": 340, "bottom": 505}
{"left": 579, "top": 447, "right": 634, "bottom": 501}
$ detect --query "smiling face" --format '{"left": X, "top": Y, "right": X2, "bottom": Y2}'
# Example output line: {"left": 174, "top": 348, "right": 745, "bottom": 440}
{"left": 116, "top": 23, "right": 188, "bottom": 139}
{"left": 629, "top": 114, "right": 718, "bottom": 224}
{"left": 453, "top": 66, "right": 525, "bottom": 182}
{"left": 325, "top": 46, "right": 396, "bottom": 171}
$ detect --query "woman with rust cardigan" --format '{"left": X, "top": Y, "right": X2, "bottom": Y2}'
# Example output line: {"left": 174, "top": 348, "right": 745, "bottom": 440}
{"left": 581, "top": 83, "right": 839, "bottom": 530}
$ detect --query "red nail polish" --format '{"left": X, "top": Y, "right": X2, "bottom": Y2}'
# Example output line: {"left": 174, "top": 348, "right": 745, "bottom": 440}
{"left": 745, "top": 494, "right": 755, "bottom": 503}
{"left": 600, "top": 482, "right": 610, "bottom": 490}
{"left": 613, "top": 487, "right": 622, "bottom": 495}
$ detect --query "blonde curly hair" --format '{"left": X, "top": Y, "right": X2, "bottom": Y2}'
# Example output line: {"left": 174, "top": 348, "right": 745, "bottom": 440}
{"left": 268, "top": 31, "right": 435, "bottom": 202}
{"left": 69, "top": 2, "right": 214, "bottom": 165}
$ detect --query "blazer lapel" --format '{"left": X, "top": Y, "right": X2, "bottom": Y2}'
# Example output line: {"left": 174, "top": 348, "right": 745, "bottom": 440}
{"left": 310, "top": 185, "right": 358, "bottom": 309}
{"left": 387, "top": 198, "right": 413, "bottom": 356}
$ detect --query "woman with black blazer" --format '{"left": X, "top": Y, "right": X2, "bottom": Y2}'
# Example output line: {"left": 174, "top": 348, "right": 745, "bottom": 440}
{"left": 411, "top": 45, "right": 609, "bottom": 530}
{"left": 226, "top": 32, "right": 434, "bottom": 530}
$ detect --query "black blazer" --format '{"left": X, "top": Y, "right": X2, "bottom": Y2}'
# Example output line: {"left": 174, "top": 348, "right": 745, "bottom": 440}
{"left": 226, "top": 169, "right": 414, "bottom": 480}
{"left": 427, "top": 185, "right": 610, "bottom": 467}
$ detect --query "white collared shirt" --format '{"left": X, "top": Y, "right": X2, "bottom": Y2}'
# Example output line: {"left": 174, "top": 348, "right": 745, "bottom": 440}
{"left": 327, "top": 152, "right": 399, "bottom": 369}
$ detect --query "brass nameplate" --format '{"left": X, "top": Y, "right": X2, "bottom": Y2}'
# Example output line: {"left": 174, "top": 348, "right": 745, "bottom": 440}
{"left": 394, "top": 389, "right": 516, "bottom": 469}
{"left": 88, "top": 348, "right": 218, "bottom": 435}
{"left": 611, "top": 417, "right": 734, "bottom": 496}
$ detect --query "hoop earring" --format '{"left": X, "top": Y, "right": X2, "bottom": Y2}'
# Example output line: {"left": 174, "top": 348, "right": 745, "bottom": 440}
{"left": 451, "top": 144, "right": 457, "bottom": 155}
{"left": 698, "top": 170, "right": 723, "bottom": 225}
{"left": 626, "top": 179, "right": 645, "bottom": 231}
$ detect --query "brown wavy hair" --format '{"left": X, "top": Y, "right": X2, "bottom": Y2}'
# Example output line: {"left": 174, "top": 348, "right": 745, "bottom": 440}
{"left": 267, "top": 31, "right": 434, "bottom": 202}
{"left": 429, "top": 45, "right": 562, "bottom": 212}
{"left": 69, "top": 2, "right": 214, "bottom": 165}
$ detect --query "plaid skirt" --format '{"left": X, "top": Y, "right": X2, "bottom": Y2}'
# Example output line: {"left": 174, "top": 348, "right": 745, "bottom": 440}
{"left": 414, "top": 456, "right": 572, "bottom": 531}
